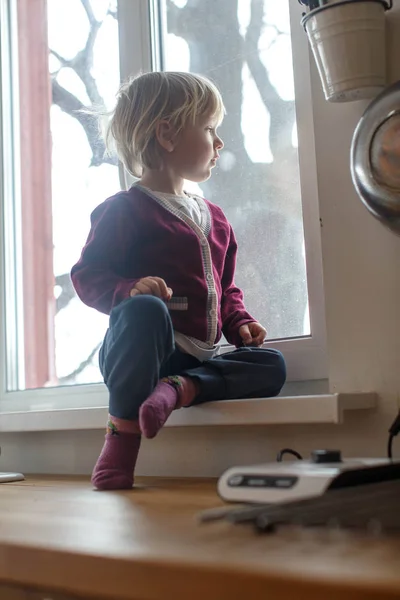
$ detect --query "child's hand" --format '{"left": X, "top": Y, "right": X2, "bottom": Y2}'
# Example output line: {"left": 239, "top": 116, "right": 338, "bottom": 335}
{"left": 130, "top": 277, "right": 173, "bottom": 301}
{"left": 239, "top": 322, "right": 267, "bottom": 347}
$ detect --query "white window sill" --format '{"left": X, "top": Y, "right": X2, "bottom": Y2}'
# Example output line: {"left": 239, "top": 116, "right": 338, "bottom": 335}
{"left": 0, "top": 392, "right": 377, "bottom": 433}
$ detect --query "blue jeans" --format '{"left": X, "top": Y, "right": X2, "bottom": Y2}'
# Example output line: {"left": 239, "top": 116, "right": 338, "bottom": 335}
{"left": 99, "top": 296, "right": 286, "bottom": 419}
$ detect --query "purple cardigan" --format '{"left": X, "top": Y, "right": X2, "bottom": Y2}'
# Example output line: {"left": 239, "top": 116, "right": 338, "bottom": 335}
{"left": 71, "top": 186, "right": 255, "bottom": 347}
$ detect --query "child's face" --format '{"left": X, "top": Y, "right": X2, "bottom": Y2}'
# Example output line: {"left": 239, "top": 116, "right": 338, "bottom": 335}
{"left": 169, "top": 112, "right": 224, "bottom": 183}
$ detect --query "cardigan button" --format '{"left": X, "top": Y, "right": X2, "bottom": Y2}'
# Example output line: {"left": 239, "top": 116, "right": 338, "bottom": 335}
{"left": 206, "top": 273, "right": 213, "bottom": 281}
{"left": 209, "top": 309, "right": 216, "bottom": 316}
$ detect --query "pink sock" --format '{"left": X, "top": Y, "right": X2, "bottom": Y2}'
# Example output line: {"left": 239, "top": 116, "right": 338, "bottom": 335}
{"left": 91, "top": 416, "right": 141, "bottom": 491}
{"left": 139, "top": 376, "right": 199, "bottom": 439}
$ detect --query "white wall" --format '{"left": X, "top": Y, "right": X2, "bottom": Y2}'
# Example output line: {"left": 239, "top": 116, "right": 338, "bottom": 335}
{"left": 1, "top": 5, "right": 400, "bottom": 477}
{"left": 314, "top": 0, "right": 400, "bottom": 448}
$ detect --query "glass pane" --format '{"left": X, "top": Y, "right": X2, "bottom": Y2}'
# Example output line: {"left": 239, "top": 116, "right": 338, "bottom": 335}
{"left": 7, "top": 0, "right": 119, "bottom": 390}
{"left": 161, "top": 0, "right": 309, "bottom": 341}
{"left": 49, "top": 0, "right": 118, "bottom": 388}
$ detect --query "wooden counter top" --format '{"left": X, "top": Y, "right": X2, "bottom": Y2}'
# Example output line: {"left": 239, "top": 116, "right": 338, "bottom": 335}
{"left": 0, "top": 476, "right": 400, "bottom": 599}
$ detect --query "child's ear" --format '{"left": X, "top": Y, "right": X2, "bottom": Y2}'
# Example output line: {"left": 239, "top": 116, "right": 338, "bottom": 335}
{"left": 155, "top": 120, "right": 177, "bottom": 152}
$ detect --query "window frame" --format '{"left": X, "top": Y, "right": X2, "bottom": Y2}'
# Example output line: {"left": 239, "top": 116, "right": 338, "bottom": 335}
{"left": 0, "top": 0, "right": 326, "bottom": 415}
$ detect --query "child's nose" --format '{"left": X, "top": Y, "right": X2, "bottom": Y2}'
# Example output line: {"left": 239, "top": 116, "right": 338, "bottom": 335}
{"left": 215, "top": 135, "right": 224, "bottom": 150}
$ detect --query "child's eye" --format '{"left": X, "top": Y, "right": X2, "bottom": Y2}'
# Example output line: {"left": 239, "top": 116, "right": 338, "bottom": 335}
{"left": 206, "top": 127, "right": 215, "bottom": 133}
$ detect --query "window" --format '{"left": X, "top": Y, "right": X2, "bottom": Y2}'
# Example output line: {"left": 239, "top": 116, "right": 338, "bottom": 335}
{"left": 0, "top": 0, "right": 326, "bottom": 409}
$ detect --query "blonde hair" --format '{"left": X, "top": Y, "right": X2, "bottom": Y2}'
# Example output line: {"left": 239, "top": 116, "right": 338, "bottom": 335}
{"left": 106, "top": 71, "right": 225, "bottom": 177}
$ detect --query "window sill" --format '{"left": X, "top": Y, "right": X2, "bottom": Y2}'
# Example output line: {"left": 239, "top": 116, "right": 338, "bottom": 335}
{"left": 0, "top": 392, "right": 377, "bottom": 433}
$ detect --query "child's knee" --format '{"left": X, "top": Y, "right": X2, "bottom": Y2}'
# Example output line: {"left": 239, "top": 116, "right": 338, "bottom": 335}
{"left": 269, "top": 349, "right": 286, "bottom": 392}
{"left": 112, "top": 294, "right": 169, "bottom": 327}
{"left": 252, "top": 348, "right": 286, "bottom": 393}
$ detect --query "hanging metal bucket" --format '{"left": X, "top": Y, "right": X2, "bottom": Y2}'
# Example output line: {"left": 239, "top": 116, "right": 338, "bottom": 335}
{"left": 300, "top": 0, "right": 393, "bottom": 102}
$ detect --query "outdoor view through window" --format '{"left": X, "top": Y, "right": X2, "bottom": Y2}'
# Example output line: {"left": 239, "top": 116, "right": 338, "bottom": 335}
{"left": 8, "top": 0, "right": 308, "bottom": 390}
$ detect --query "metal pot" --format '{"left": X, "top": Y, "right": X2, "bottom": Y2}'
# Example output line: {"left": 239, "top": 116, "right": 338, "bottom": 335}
{"left": 351, "top": 81, "right": 400, "bottom": 234}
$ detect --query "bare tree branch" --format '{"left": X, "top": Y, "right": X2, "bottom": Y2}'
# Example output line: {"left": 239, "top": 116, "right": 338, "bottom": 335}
{"left": 50, "top": 49, "right": 68, "bottom": 67}
{"left": 166, "top": 0, "right": 205, "bottom": 41}
{"left": 58, "top": 0, "right": 103, "bottom": 106}
{"left": 51, "top": 78, "right": 117, "bottom": 167}
{"left": 245, "top": 0, "right": 295, "bottom": 159}
{"left": 245, "top": 1, "right": 281, "bottom": 106}
{"left": 106, "top": 0, "right": 117, "bottom": 20}
{"left": 50, "top": 0, "right": 106, "bottom": 110}
{"left": 55, "top": 273, "right": 76, "bottom": 313}
{"left": 72, "top": 43, "right": 103, "bottom": 106}
{"left": 58, "top": 342, "right": 102, "bottom": 385}
{"left": 81, "top": 0, "right": 98, "bottom": 27}
{"left": 166, "top": 0, "right": 183, "bottom": 34}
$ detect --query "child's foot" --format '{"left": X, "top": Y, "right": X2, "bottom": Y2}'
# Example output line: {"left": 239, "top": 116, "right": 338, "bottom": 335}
{"left": 91, "top": 427, "right": 141, "bottom": 491}
{"left": 139, "top": 376, "right": 199, "bottom": 439}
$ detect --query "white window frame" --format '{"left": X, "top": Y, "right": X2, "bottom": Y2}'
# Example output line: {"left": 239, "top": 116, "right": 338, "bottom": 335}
{"left": 0, "top": 0, "right": 327, "bottom": 416}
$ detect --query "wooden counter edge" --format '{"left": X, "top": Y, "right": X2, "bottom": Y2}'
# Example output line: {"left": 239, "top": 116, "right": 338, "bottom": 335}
{"left": 0, "top": 540, "right": 400, "bottom": 600}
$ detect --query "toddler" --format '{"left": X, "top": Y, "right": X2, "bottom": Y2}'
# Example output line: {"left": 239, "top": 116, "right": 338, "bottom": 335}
{"left": 71, "top": 72, "right": 286, "bottom": 490}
